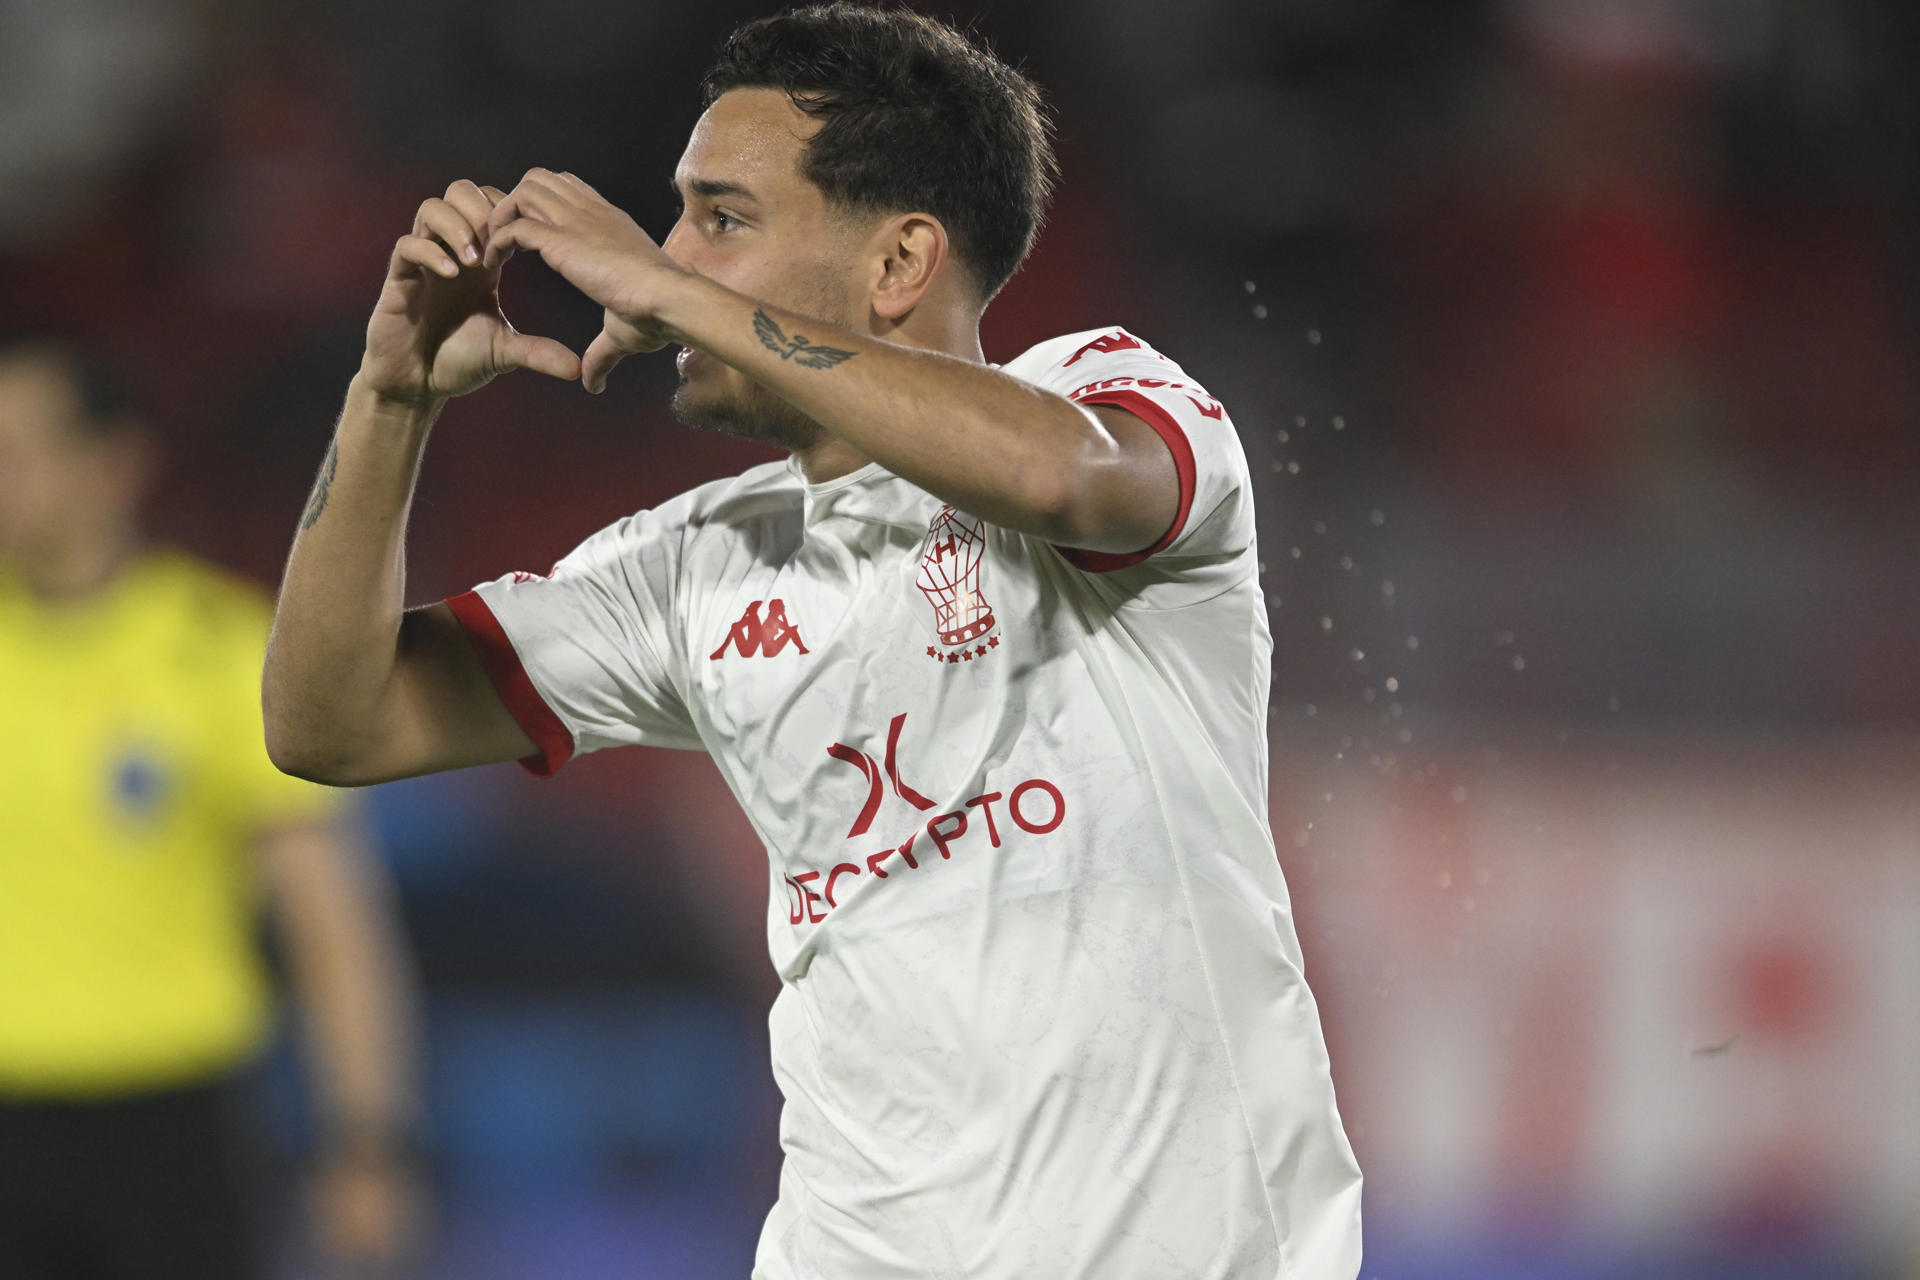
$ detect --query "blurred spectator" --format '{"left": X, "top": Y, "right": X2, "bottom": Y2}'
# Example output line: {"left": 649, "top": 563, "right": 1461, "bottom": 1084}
{"left": 0, "top": 338, "right": 426, "bottom": 1277}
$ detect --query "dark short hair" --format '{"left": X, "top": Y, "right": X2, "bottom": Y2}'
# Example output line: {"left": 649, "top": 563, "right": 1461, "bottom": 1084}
{"left": 0, "top": 334, "right": 137, "bottom": 438}
{"left": 702, "top": 3, "right": 1056, "bottom": 302}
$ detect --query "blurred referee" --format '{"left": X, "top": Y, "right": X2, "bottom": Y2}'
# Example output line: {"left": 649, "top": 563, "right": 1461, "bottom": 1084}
{"left": 0, "top": 338, "right": 424, "bottom": 1278}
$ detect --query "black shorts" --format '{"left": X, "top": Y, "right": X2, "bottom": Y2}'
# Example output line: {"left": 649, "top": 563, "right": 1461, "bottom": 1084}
{"left": 0, "top": 1070, "right": 265, "bottom": 1280}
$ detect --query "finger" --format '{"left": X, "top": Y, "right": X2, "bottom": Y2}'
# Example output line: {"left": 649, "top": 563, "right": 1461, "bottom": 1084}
{"left": 481, "top": 217, "right": 539, "bottom": 270}
{"left": 581, "top": 328, "right": 631, "bottom": 395}
{"left": 487, "top": 169, "right": 551, "bottom": 228}
{"left": 415, "top": 199, "right": 483, "bottom": 267}
{"left": 441, "top": 180, "right": 496, "bottom": 249}
{"left": 392, "top": 234, "right": 460, "bottom": 280}
{"left": 480, "top": 185, "right": 507, "bottom": 206}
{"left": 495, "top": 327, "right": 582, "bottom": 382}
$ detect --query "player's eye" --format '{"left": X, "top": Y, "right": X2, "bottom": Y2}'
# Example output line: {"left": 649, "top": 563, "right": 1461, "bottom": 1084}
{"left": 712, "top": 209, "right": 741, "bottom": 233}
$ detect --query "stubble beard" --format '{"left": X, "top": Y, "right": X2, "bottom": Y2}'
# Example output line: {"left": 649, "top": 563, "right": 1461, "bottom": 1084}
{"left": 670, "top": 369, "right": 825, "bottom": 453}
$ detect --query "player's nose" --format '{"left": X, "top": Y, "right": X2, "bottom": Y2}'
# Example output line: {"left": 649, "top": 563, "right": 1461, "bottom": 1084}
{"left": 660, "top": 218, "right": 701, "bottom": 273}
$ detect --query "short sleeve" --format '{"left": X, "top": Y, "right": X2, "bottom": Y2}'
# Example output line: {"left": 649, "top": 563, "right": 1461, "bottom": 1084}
{"left": 1012, "top": 328, "right": 1254, "bottom": 575}
{"left": 445, "top": 507, "right": 702, "bottom": 777}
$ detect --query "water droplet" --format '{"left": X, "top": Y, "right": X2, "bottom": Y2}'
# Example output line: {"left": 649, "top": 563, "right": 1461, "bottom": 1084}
{"left": 1295, "top": 414, "right": 1307, "bottom": 428}
{"left": 1385, "top": 677, "right": 1399, "bottom": 692}
{"left": 1388, "top": 701, "right": 1403, "bottom": 717}
{"left": 1511, "top": 655, "right": 1526, "bottom": 672}
{"left": 1350, "top": 648, "right": 1366, "bottom": 661}
{"left": 1286, "top": 460, "right": 1300, "bottom": 474}
{"left": 1323, "top": 792, "right": 1334, "bottom": 804}
{"left": 1305, "top": 703, "right": 1317, "bottom": 716}
{"left": 1361, "top": 687, "right": 1377, "bottom": 703}
{"left": 1406, "top": 635, "right": 1419, "bottom": 649}
{"left": 1289, "top": 546, "right": 1302, "bottom": 559}
{"left": 1380, "top": 580, "right": 1395, "bottom": 597}
{"left": 1462, "top": 895, "right": 1477, "bottom": 913}
{"left": 1450, "top": 785, "right": 1468, "bottom": 803}
{"left": 1476, "top": 867, "right": 1492, "bottom": 885}
{"left": 1437, "top": 869, "right": 1453, "bottom": 889}
{"left": 1252, "top": 303, "right": 1269, "bottom": 320}
{"left": 1243, "top": 280, "right": 1258, "bottom": 293}
{"left": 1271, "top": 459, "right": 1286, "bottom": 471}
{"left": 1276, "top": 429, "right": 1290, "bottom": 443}
{"left": 1397, "top": 727, "right": 1413, "bottom": 743}
{"left": 1312, "top": 521, "right": 1327, "bottom": 536}
{"left": 1339, "top": 555, "right": 1354, "bottom": 571}
{"left": 1307, "top": 328, "right": 1322, "bottom": 344}
{"left": 1332, "top": 415, "right": 1345, "bottom": 430}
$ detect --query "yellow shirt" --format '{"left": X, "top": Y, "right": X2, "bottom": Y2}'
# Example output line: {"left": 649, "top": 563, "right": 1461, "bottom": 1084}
{"left": 0, "top": 549, "right": 340, "bottom": 1096}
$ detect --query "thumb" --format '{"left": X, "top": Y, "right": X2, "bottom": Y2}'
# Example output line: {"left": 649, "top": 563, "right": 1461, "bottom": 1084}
{"left": 581, "top": 328, "right": 631, "bottom": 395}
{"left": 497, "top": 327, "right": 581, "bottom": 382}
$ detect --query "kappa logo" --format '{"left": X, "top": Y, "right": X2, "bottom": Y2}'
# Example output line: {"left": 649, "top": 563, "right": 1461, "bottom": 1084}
{"left": 710, "top": 599, "right": 810, "bottom": 660}
{"left": 1062, "top": 330, "right": 1144, "bottom": 367}
{"left": 916, "top": 506, "right": 1000, "bottom": 664}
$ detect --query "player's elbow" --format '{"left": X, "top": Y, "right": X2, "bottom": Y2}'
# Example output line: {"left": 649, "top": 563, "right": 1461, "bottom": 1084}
{"left": 262, "top": 710, "right": 376, "bottom": 787}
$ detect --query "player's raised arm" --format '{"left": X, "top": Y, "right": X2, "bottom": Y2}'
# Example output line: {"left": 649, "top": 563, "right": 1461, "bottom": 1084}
{"left": 263, "top": 181, "right": 581, "bottom": 786}
{"left": 483, "top": 154, "right": 1180, "bottom": 557}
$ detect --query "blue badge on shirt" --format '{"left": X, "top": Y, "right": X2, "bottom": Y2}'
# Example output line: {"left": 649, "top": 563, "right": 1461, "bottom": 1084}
{"left": 109, "top": 747, "right": 172, "bottom": 822}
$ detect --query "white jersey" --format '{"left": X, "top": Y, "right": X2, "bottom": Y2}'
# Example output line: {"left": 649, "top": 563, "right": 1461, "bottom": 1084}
{"left": 447, "top": 328, "right": 1364, "bottom": 1279}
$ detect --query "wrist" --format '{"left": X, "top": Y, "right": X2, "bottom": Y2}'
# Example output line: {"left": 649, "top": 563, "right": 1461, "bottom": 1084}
{"left": 348, "top": 370, "right": 448, "bottom": 429}
{"left": 646, "top": 269, "right": 728, "bottom": 351}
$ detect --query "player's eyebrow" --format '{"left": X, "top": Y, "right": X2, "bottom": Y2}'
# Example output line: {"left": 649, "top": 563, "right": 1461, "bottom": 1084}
{"left": 672, "top": 176, "right": 760, "bottom": 206}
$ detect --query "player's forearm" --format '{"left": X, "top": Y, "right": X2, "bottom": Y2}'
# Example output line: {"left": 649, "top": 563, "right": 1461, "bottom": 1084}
{"left": 265, "top": 377, "right": 440, "bottom": 776}
{"left": 662, "top": 277, "right": 1120, "bottom": 541}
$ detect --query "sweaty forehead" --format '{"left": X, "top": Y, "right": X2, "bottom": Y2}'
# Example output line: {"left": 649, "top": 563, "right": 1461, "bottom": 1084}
{"left": 675, "top": 87, "right": 824, "bottom": 205}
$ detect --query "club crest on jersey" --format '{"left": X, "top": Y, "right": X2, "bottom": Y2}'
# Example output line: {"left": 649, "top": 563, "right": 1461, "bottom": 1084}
{"left": 711, "top": 598, "right": 809, "bottom": 660}
{"left": 916, "top": 506, "right": 999, "bottom": 664}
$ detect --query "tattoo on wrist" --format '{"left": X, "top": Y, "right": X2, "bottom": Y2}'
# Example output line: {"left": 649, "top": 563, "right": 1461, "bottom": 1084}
{"left": 300, "top": 440, "right": 339, "bottom": 531}
{"left": 753, "top": 309, "right": 857, "bottom": 369}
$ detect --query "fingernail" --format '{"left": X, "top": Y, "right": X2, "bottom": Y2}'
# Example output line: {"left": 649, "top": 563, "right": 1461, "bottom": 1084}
{"left": 463, "top": 245, "right": 479, "bottom": 263}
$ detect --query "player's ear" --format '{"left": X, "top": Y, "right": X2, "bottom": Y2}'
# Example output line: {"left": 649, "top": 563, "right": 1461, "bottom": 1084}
{"left": 868, "top": 213, "right": 949, "bottom": 322}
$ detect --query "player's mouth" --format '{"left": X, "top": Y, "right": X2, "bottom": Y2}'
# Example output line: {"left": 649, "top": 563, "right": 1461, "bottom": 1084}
{"left": 676, "top": 346, "right": 706, "bottom": 376}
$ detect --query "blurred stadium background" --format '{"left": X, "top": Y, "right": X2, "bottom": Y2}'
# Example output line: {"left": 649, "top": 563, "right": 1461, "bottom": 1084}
{"left": 4, "top": 0, "right": 1918, "bottom": 1276}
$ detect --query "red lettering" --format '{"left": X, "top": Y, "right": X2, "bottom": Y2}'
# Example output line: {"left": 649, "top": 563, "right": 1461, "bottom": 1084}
{"left": 1009, "top": 779, "right": 1065, "bottom": 834}
{"left": 965, "top": 792, "right": 1004, "bottom": 847}
{"left": 895, "top": 831, "right": 920, "bottom": 870}
{"left": 868, "top": 832, "right": 921, "bottom": 878}
{"left": 1063, "top": 331, "right": 1143, "bottom": 367}
{"left": 825, "top": 862, "right": 861, "bottom": 907}
{"left": 926, "top": 811, "right": 968, "bottom": 859}
{"left": 783, "top": 875, "right": 805, "bottom": 925}
{"left": 884, "top": 713, "right": 935, "bottom": 810}
{"left": 711, "top": 599, "right": 811, "bottom": 659}
{"left": 826, "top": 743, "right": 884, "bottom": 838}
{"left": 1187, "top": 394, "right": 1224, "bottom": 420}
{"left": 1136, "top": 377, "right": 1168, "bottom": 388}
{"left": 793, "top": 871, "right": 827, "bottom": 923}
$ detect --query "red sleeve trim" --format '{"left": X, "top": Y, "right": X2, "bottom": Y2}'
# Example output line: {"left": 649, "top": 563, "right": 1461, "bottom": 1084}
{"left": 445, "top": 589, "right": 574, "bottom": 777}
{"left": 1056, "top": 388, "right": 1199, "bottom": 573}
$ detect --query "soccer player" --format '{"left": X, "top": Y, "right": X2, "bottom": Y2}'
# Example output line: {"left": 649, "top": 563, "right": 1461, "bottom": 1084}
{"left": 264, "top": 5, "right": 1363, "bottom": 1277}
{"left": 0, "top": 339, "right": 424, "bottom": 1278}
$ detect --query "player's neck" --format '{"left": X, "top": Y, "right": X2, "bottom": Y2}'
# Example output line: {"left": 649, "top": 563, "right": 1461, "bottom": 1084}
{"left": 19, "top": 523, "right": 141, "bottom": 602}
